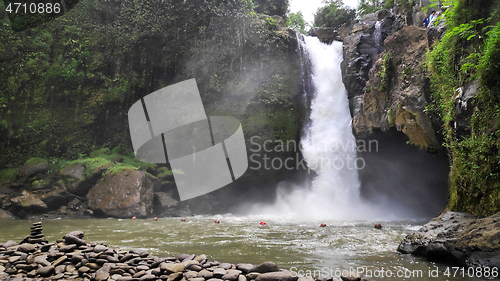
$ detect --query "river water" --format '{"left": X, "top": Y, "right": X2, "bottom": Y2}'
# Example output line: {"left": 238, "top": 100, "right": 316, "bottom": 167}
{"left": 0, "top": 216, "right": 484, "bottom": 281}
{"left": 0, "top": 36, "right": 490, "bottom": 281}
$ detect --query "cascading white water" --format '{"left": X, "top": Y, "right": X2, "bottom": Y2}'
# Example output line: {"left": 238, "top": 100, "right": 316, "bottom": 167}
{"left": 252, "top": 36, "right": 369, "bottom": 220}
{"left": 374, "top": 21, "right": 382, "bottom": 53}
{"left": 299, "top": 36, "right": 361, "bottom": 205}
{"left": 252, "top": 35, "right": 413, "bottom": 221}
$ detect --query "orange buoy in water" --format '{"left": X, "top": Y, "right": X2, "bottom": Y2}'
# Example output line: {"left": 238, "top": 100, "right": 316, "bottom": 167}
{"left": 320, "top": 223, "right": 327, "bottom": 227}
{"left": 153, "top": 216, "right": 158, "bottom": 221}
{"left": 132, "top": 216, "right": 137, "bottom": 220}
{"left": 181, "top": 218, "right": 186, "bottom": 222}
{"left": 260, "top": 221, "right": 266, "bottom": 225}
{"left": 215, "top": 219, "right": 221, "bottom": 224}
{"left": 374, "top": 223, "right": 382, "bottom": 229}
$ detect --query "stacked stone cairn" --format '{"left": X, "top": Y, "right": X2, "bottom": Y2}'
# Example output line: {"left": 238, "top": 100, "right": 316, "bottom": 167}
{"left": 0, "top": 224, "right": 366, "bottom": 281}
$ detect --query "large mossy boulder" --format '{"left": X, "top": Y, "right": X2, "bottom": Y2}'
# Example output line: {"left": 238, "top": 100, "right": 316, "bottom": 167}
{"left": 86, "top": 169, "right": 154, "bottom": 218}
{"left": 398, "top": 212, "right": 500, "bottom": 267}
{"left": 18, "top": 158, "right": 50, "bottom": 178}
{"left": 10, "top": 190, "right": 48, "bottom": 214}
{"left": 60, "top": 159, "right": 113, "bottom": 196}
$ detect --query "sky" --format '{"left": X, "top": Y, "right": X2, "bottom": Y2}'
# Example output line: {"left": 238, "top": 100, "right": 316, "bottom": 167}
{"left": 289, "top": 0, "right": 359, "bottom": 25}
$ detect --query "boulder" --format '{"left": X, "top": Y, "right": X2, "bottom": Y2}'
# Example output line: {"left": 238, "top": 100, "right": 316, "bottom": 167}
{"left": 18, "top": 158, "right": 50, "bottom": 178}
{"left": 398, "top": 211, "right": 500, "bottom": 267}
{"left": 61, "top": 162, "right": 110, "bottom": 196}
{"left": 154, "top": 192, "right": 179, "bottom": 210}
{"left": 87, "top": 169, "right": 154, "bottom": 218}
{"left": 309, "top": 27, "right": 339, "bottom": 44}
{"left": 251, "top": 262, "right": 279, "bottom": 273}
{"left": 10, "top": 190, "right": 48, "bottom": 214}
{"left": 40, "top": 188, "right": 68, "bottom": 211}
{"left": 0, "top": 209, "right": 15, "bottom": 219}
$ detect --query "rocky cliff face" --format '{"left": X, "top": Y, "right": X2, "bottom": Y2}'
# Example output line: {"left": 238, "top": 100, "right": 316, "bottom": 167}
{"left": 353, "top": 26, "right": 441, "bottom": 150}
{"left": 340, "top": 9, "right": 405, "bottom": 116}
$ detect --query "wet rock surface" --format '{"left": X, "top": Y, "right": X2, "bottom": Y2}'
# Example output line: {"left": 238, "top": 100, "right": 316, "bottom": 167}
{"left": 398, "top": 211, "right": 500, "bottom": 267}
{"left": 339, "top": 10, "right": 405, "bottom": 116}
{"left": 0, "top": 222, "right": 369, "bottom": 281}
{"left": 86, "top": 169, "right": 155, "bottom": 218}
{"left": 353, "top": 26, "right": 441, "bottom": 150}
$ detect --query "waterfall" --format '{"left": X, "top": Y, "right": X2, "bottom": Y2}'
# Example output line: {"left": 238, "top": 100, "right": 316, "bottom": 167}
{"left": 252, "top": 36, "right": 373, "bottom": 221}
{"left": 374, "top": 21, "right": 382, "bottom": 53}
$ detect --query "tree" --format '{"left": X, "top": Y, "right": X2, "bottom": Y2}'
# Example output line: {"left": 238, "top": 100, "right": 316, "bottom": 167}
{"left": 357, "top": 0, "right": 383, "bottom": 16}
{"left": 286, "top": 11, "right": 308, "bottom": 33}
{"left": 314, "top": 0, "right": 355, "bottom": 30}
{"left": 253, "top": 0, "right": 289, "bottom": 18}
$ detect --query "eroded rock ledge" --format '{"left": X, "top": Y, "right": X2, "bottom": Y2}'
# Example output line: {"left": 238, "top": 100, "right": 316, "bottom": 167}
{"left": 398, "top": 211, "right": 500, "bottom": 268}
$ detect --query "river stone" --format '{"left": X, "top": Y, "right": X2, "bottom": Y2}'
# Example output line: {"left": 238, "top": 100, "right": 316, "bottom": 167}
{"left": 64, "top": 230, "right": 84, "bottom": 239}
{"left": 64, "top": 234, "right": 86, "bottom": 246}
{"left": 194, "top": 254, "right": 207, "bottom": 264}
{"left": 207, "top": 278, "right": 224, "bottom": 281}
{"left": 94, "top": 244, "right": 107, "bottom": 252}
{"left": 54, "top": 264, "right": 66, "bottom": 274}
{"left": 8, "top": 256, "right": 20, "bottom": 263}
{"left": 189, "top": 278, "right": 206, "bottom": 281}
{"left": 213, "top": 268, "right": 227, "bottom": 277}
{"left": 140, "top": 274, "right": 157, "bottom": 281}
{"left": 96, "top": 265, "right": 111, "bottom": 281}
{"left": 238, "top": 274, "right": 247, "bottom": 281}
{"left": 136, "top": 265, "right": 149, "bottom": 271}
{"left": 340, "top": 271, "right": 360, "bottom": 281}
{"left": 222, "top": 269, "right": 242, "bottom": 280}
{"left": 16, "top": 263, "right": 37, "bottom": 271}
{"left": 185, "top": 270, "right": 199, "bottom": 279}
{"left": 86, "top": 169, "right": 155, "bottom": 218}
{"left": 117, "top": 276, "right": 133, "bottom": 281}
{"left": 60, "top": 244, "right": 77, "bottom": 252}
{"left": 78, "top": 266, "right": 91, "bottom": 274}
{"left": 37, "top": 266, "right": 54, "bottom": 277}
{"left": 197, "top": 269, "right": 214, "bottom": 279}
{"left": 17, "top": 243, "right": 36, "bottom": 252}
{"left": 0, "top": 266, "right": 5, "bottom": 273}
{"left": 3, "top": 240, "right": 17, "bottom": 248}
{"left": 52, "top": 255, "right": 68, "bottom": 267}
{"left": 34, "top": 255, "right": 51, "bottom": 266}
{"left": 166, "top": 263, "right": 185, "bottom": 273}
{"left": 251, "top": 262, "right": 279, "bottom": 273}
{"left": 255, "top": 272, "right": 298, "bottom": 281}
{"left": 188, "top": 264, "right": 203, "bottom": 271}
{"left": 167, "top": 272, "right": 184, "bottom": 281}
{"left": 87, "top": 262, "right": 100, "bottom": 269}
{"left": 237, "top": 264, "right": 254, "bottom": 274}
{"left": 246, "top": 273, "right": 261, "bottom": 279}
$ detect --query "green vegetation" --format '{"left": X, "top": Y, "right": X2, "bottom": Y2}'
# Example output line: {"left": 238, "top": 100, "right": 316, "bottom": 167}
{"left": 314, "top": 0, "right": 355, "bottom": 29}
{"left": 0, "top": 0, "right": 303, "bottom": 170}
{"left": 253, "top": 0, "right": 289, "bottom": 17}
{"left": 357, "top": 0, "right": 383, "bottom": 16}
{"left": 286, "top": 12, "right": 308, "bottom": 33}
{"left": 0, "top": 168, "right": 19, "bottom": 186}
{"left": 427, "top": 0, "right": 500, "bottom": 216}
{"left": 379, "top": 52, "right": 394, "bottom": 92}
